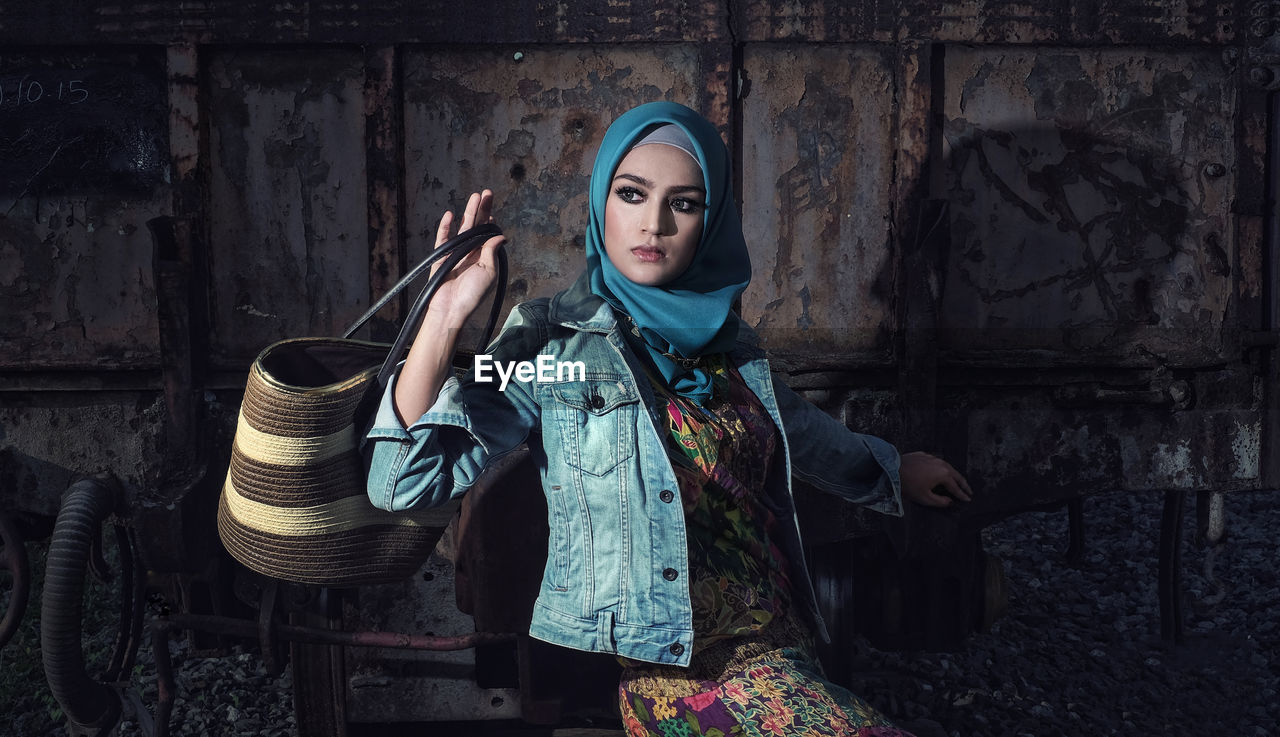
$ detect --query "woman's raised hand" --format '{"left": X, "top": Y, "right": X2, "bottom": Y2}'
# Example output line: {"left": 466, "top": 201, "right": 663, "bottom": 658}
{"left": 424, "top": 189, "right": 508, "bottom": 331}
{"left": 393, "top": 189, "right": 507, "bottom": 427}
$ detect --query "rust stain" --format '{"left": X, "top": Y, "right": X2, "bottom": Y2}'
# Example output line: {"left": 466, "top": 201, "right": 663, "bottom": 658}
{"left": 167, "top": 44, "right": 200, "bottom": 182}
{"left": 207, "top": 49, "right": 369, "bottom": 365}
{"left": 0, "top": 396, "right": 162, "bottom": 518}
{"left": 740, "top": 45, "right": 896, "bottom": 359}
{"left": 742, "top": 0, "right": 1232, "bottom": 44}
{"left": 0, "top": 196, "right": 162, "bottom": 368}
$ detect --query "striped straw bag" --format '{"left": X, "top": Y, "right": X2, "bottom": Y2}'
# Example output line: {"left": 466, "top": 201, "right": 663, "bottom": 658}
{"left": 218, "top": 225, "right": 506, "bottom": 586}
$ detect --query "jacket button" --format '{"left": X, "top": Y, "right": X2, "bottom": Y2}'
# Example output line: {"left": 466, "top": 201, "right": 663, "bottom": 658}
{"left": 669, "top": 642, "right": 685, "bottom": 656}
{"left": 590, "top": 394, "right": 605, "bottom": 409}
{"left": 659, "top": 489, "right": 674, "bottom": 503}
{"left": 662, "top": 567, "right": 678, "bottom": 581}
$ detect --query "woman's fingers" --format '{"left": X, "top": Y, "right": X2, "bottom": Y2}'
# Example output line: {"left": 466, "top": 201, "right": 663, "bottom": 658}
{"left": 901, "top": 451, "right": 974, "bottom": 507}
{"left": 431, "top": 189, "right": 499, "bottom": 277}
{"left": 459, "top": 191, "right": 481, "bottom": 232}
{"left": 939, "top": 474, "right": 971, "bottom": 502}
{"left": 476, "top": 189, "right": 494, "bottom": 225}
{"left": 430, "top": 210, "right": 454, "bottom": 278}
{"left": 479, "top": 233, "right": 507, "bottom": 263}
{"left": 919, "top": 487, "right": 955, "bottom": 508}
{"left": 435, "top": 209, "right": 454, "bottom": 247}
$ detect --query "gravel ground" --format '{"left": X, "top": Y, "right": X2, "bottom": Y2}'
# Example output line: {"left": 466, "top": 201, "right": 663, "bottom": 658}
{"left": 8, "top": 488, "right": 1278, "bottom": 736}
{"left": 851, "top": 489, "right": 1280, "bottom": 737}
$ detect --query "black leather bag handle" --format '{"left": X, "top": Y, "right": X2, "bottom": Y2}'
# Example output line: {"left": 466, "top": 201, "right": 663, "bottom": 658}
{"left": 340, "top": 223, "right": 508, "bottom": 387}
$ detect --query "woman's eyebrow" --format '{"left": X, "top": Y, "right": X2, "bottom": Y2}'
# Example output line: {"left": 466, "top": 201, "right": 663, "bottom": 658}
{"left": 612, "top": 172, "right": 705, "bottom": 195}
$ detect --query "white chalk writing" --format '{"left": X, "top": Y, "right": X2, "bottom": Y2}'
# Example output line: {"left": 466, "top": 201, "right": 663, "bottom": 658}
{"left": 0, "top": 75, "right": 89, "bottom": 110}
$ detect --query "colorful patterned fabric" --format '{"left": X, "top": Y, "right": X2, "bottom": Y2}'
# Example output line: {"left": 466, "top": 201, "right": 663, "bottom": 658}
{"left": 619, "top": 621, "right": 914, "bottom": 737}
{"left": 644, "top": 354, "right": 792, "bottom": 650}
{"left": 623, "top": 360, "right": 914, "bottom": 736}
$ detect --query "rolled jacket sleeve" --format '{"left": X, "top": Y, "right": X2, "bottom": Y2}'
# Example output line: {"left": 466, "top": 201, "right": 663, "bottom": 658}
{"left": 771, "top": 374, "right": 904, "bottom": 517}
{"left": 363, "top": 303, "right": 546, "bottom": 513}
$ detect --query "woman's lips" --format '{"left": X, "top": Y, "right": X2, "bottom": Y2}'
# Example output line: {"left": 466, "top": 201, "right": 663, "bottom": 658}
{"left": 631, "top": 246, "right": 665, "bottom": 262}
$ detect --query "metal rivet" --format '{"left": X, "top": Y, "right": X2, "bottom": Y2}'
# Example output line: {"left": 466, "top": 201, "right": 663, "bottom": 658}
{"left": 659, "top": 489, "right": 675, "bottom": 503}
{"left": 669, "top": 642, "right": 685, "bottom": 656}
{"left": 663, "top": 567, "right": 678, "bottom": 581}
{"left": 590, "top": 394, "right": 605, "bottom": 409}
{"left": 1203, "top": 162, "right": 1227, "bottom": 178}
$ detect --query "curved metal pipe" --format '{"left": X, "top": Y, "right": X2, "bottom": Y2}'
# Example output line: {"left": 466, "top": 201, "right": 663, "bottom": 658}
{"left": 41, "top": 477, "right": 122, "bottom": 733}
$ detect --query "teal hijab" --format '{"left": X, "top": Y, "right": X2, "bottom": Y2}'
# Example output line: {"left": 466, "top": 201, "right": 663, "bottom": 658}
{"left": 584, "top": 102, "right": 751, "bottom": 405}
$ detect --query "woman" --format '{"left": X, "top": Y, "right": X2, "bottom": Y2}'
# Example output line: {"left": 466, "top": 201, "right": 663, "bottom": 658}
{"left": 365, "top": 101, "right": 971, "bottom": 736}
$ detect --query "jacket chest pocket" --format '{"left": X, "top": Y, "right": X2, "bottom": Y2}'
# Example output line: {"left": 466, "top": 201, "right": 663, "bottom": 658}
{"left": 550, "top": 377, "right": 639, "bottom": 477}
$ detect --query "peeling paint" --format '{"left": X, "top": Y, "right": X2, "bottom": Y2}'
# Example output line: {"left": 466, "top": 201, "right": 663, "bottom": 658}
{"left": 1150, "top": 439, "right": 1202, "bottom": 488}
{"left": 0, "top": 194, "right": 163, "bottom": 368}
{"left": 235, "top": 303, "right": 276, "bottom": 319}
{"left": 1231, "top": 419, "right": 1261, "bottom": 480}
{"left": 740, "top": 45, "right": 895, "bottom": 360}
{"left": 207, "top": 49, "right": 369, "bottom": 366}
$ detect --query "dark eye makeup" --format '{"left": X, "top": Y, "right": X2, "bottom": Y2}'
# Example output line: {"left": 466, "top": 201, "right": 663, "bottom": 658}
{"left": 612, "top": 185, "right": 706, "bottom": 213}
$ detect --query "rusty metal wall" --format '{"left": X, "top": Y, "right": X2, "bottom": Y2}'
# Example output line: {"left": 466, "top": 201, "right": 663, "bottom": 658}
{"left": 739, "top": 0, "right": 1239, "bottom": 44}
{"left": 940, "top": 47, "right": 1238, "bottom": 367}
{"left": 207, "top": 49, "right": 370, "bottom": 367}
{"left": 0, "top": 2, "right": 1267, "bottom": 522}
{"left": 740, "top": 44, "right": 899, "bottom": 363}
{"left": 0, "top": 50, "right": 169, "bottom": 370}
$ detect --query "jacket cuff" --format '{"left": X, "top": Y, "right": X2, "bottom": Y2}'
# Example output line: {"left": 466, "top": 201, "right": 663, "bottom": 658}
{"left": 364, "top": 364, "right": 473, "bottom": 443}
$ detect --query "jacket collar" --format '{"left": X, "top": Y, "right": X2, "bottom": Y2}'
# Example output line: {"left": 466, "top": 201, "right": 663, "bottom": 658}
{"left": 549, "top": 270, "right": 619, "bottom": 333}
{"left": 548, "top": 270, "right": 765, "bottom": 356}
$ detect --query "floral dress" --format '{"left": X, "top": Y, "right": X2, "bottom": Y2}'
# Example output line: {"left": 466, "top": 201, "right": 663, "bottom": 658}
{"left": 617, "top": 355, "right": 913, "bottom": 737}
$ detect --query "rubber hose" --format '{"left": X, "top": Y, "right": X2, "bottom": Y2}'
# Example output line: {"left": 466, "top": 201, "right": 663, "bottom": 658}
{"left": 41, "top": 477, "right": 122, "bottom": 733}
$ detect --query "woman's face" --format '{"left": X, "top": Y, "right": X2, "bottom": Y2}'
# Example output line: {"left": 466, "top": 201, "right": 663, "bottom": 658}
{"left": 603, "top": 143, "right": 705, "bottom": 287}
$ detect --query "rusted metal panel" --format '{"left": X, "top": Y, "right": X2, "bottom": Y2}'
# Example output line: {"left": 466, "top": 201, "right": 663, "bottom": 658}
{"left": 739, "top": 0, "right": 898, "bottom": 42}
{"left": 947, "top": 398, "right": 1262, "bottom": 509}
{"left": 207, "top": 49, "right": 369, "bottom": 367}
{"left": 0, "top": 196, "right": 165, "bottom": 369}
{"left": 363, "top": 46, "right": 405, "bottom": 343}
{"left": 0, "top": 393, "right": 162, "bottom": 518}
{"left": 344, "top": 543, "right": 523, "bottom": 723}
{"left": 1237, "top": 78, "right": 1267, "bottom": 306}
{"left": 905, "top": 0, "right": 1237, "bottom": 44}
{"left": 0, "top": 1, "right": 729, "bottom": 45}
{"left": 402, "top": 44, "right": 724, "bottom": 342}
{"left": 940, "top": 48, "right": 1238, "bottom": 367}
{"left": 739, "top": 45, "right": 898, "bottom": 365}
{"left": 0, "top": 50, "right": 169, "bottom": 369}
{"left": 741, "top": 0, "right": 1239, "bottom": 44}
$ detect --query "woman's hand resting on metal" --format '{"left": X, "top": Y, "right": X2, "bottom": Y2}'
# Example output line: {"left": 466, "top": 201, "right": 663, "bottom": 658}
{"left": 899, "top": 451, "right": 973, "bottom": 508}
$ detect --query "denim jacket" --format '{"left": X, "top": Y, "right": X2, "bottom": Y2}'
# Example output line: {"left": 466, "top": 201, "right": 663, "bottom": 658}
{"left": 364, "top": 272, "right": 903, "bottom": 666}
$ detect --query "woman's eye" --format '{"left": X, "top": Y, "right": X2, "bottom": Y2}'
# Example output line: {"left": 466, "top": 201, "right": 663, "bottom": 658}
{"left": 614, "top": 186, "right": 644, "bottom": 203}
{"left": 670, "top": 198, "right": 705, "bottom": 214}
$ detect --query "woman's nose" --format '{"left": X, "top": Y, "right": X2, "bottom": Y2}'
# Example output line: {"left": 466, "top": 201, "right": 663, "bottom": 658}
{"left": 641, "top": 201, "right": 671, "bottom": 235}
